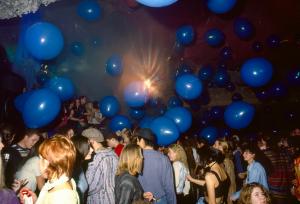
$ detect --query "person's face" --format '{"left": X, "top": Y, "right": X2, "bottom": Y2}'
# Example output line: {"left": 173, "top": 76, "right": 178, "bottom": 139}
{"left": 243, "top": 150, "right": 255, "bottom": 162}
{"left": 251, "top": 187, "right": 267, "bottom": 204}
{"left": 167, "top": 148, "right": 176, "bottom": 162}
{"left": 39, "top": 156, "right": 50, "bottom": 179}
{"left": 136, "top": 138, "right": 145, "bottom": 149}
{"left": 106, "top": 138, "right": 115, "bottom": 148}
{"left": 80, "top": 97, "right": 86, "bottom": 105}
{"left": 24, "top": 134, "right": 40, "bottom": 149}
{"left": 2, "top": 129, "right": 15, "bottom": 146}
{"left": 0, "top": 137, "right": 4, "bottom": 151}
{"left": 67, "top": 129, "right": 74, "bottom": 139}
{"left": 213, "top": 140, "right": 222, "bottom": 152}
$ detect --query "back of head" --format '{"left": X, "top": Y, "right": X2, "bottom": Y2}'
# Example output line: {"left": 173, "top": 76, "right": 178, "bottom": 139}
{"left": 117, "top": 144, "right": 142, "bottom": 176}
{"left": 168, "top": 144, "right": 189, "bottom": 169}
{"left": 71, "top": 136, "right": 90, "bottom": 160}
{"left": 199, "top": 147, "right": 224, "bottom": 169}
{"left": 39, "top": 135, "right": 76, "bottom": 179}
{"left": 134, "top": 128, "right": 156, "bottom": 147}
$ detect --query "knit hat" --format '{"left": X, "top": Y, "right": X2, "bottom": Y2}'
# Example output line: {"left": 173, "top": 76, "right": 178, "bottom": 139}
{"left": 82, "top": 128, "right": 104, "bottom": 143}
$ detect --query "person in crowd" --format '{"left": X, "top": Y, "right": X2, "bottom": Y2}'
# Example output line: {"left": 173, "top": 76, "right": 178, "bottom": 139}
{"left": 238, "top": 182, "right": 271, "bottom": 204}
{"left": 72, "top": 136, "right": 92, "bottom": 204}
{"left": 82, "top": 127, "right": 118, "bottom": 204}
{"left": 187, "top": 147, "right": 230, "bottom": 204}
{"left": 0, "top": 123, "right": 16, "bottom": 147}
{"left": 115, "top": 144, "right": 153, "bottom": 204}
{"left": 213, "top": 138, "right": 236, "bottom": 204}
{"left": 116, "top": 128, "right": 133, "bottom": 146}
{"left": 231, "top": 144, "right": 268, "bottom": 201}
{"left": 135, "top": 128, "right": 176, "bottom": 204}
{"left": 0, "top": 132, "right": 20, "bottom": 204}
{"left": 232, "top": 136, "right": 247, "bottom": 190}
{"left": 69, "top": 98, "right": 86, "bottom": 129}
{"left": 3, "top": 128, "right": 40, "bottom": 187}
{"left": 56, "top": 124, "right": 75, "bottom": 139}
{"left": 105, "top": 132, "right": 124, "bottom": 157}
{"left": 20, "top": 135, "right": 79, "bottom": 204}
{"left": 167, "top": 144, "right": 191, "bottom": 203}
{"left": 15, "top": 138, "right": 45, "bottom": 193}
{"left": 257, "top": 132, "right": 293, "bottom": 204}
{"left": 85, "top": 102, "right": 105, "bottom": 127}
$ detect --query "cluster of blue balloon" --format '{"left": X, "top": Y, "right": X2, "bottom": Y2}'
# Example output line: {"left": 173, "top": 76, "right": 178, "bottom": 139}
{"left": 99, "top": 96, "right": 120, "bottom": 117}
{"left": 176, "top": 25, "right": 195, "bottom": 46}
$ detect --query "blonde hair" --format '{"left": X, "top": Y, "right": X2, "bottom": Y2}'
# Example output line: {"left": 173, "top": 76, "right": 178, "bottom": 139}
{"left": 168, "top": 144, "right": 189, "bottom": 169}
{"left": 39, "top": 135, "right": 76, "bottom": 180}
{"left": 238, "top": 183, "right": 271, "bottom": 204}
{"left": 116, "top": 144, "right": 143, "bottom": 176}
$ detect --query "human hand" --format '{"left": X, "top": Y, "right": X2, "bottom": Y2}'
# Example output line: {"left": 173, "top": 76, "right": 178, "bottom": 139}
{"left": 11, "top": 179, "right": 28, "bottom": 193}
{"left": 186, "top": 174, "right": 193, "bottom": 181}
{"left": 19, "top": 188, "right": 37, "bottom": 204}
{"left": 143, "top": 192, "right": 154, "bottom": 201}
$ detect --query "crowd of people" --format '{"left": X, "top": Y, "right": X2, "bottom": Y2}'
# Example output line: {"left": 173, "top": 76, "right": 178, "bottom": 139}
{"left": 0, "top": 96, "right": 300, "bottom": 204}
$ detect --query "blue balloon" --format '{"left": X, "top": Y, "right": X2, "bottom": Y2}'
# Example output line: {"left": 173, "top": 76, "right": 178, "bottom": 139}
{"left": 210, "top": 106, "right": 223, "bottom": 120}
{"left": 269, "top": 83, "right": 287, "bottom": 98}
{"left": 213, "top": 69, "right": 230, "bottom": 87}
{"left": 167, "top": 96, "right": 182, "bottom": 108}
{"left": 200, "top": 126, "right": 218, "bottom": 145}
{"left": 287, "top": 69, "right": 300, "bottom": 86}
{"left": 124, "top": 81, "right": 149, "bottom": 107}
{"left": 139, "top": 116, "right": 154, "bottom": 128}
{"left": 71, "top": 42, "right": 85, "bottom": 56}
{"left": 232, "top": 93, "right": 243, "bottom": 101}
{"left": 241, "top": 57, "right": 273, "bottom": 87}
{"left": 175, "top": 63, "right": 193, "bottom": 79}
{"left": 22, "top": 89, "right": 61, "bottom": 128}
{"left": 129, "top": 108, "right": 145, "bottom": 120}
{"left": 150, "top": 116, "right": 180, "bottom": 146}
{"left": 220, "top": 46, "right": 232, "bottom": 60}
{"left": 99, "top": 96, "right": 120, "bottom": 117}
{"left": 207, "top": 0, "right": 237, "bottom": 14}
{"left": 252, "top": 41, "right": 263, "bottom": 52}
{"left": 106, "top": 55, "right": 123, "bottom": 76}
{"left": 45, "top": 77, "right": 75, "bottom": 101}
{"left": 109, "top": 115, "right": 132, "bottom": 132}
{"left": 234, "top": 18, "right": 254, "bottom": 40}
{"left": 255, "top": 90, "right": 269, "bottom": 101}
{"left": 25, "top": 22, "right": 64, "bottom": 60}
{"left": 226, "top": 82, "right": 236, "bottom": 92}
{"left": 267, "top": 35, "right": 280, "bottom": 48}
{"left": 136, "top": 0, "right": 177, "bottom": 7}
{"left": 198, "top": 65, "right": 213, "bottom": 81}
{"left": 224, "top": 101, "right": 255, "bottom": 129}
{"left": 205, "top": 28, "right": 225, "bottom": 47}
{"left": 176, "top": 25, "right": 195, "bottom": 46}
{"left": 175, "top": 74, "right": 203, "bottom": 100}
{"left": 14, "top": 91, "right": 34, "bottom": 112}
{"left": 77, "top": 0, "right": 101, "bottom": 21}
{"left": 165, "top": 107, "right": 192, "bottom": 133}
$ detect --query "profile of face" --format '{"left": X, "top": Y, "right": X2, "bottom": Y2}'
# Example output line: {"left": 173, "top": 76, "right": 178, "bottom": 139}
{"left": 243, "top": 150, "right": 255, "bottom": 162}
{"left": 0, "top": 137, "right": 4, "bottom": 151}
{"left": 39, "top": 156, "right": 50, "bottom": 179}
{"left": 167, "top": 148, "right": 176, "bottom": 162}
{"left": 67, "top": 129, "right": 74, "bottom": 139}
{"left": 213, "top": 140, "right": 222, "bottom": 152}
{"left": 251, "top": 187, "right": 267, "bottom": 204}
{"left": 106, "top": 138, "right": 115, "bottom": 148}
{"left": 24, "top": 134, "right": 40, "bottom": 149}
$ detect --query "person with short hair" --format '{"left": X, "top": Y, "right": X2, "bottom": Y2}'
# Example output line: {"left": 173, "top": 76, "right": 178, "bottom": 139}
{"left": 135, "top": 128, "right": 176, "bottom": 204}
{"left": 82, "top": 127, "right": 118, "bottom": 204}
{"left": 105, "top": 132, "right": 124, "bottom": 157}
{"left": 238, "top": 182, "right": 271, "bottom": 204}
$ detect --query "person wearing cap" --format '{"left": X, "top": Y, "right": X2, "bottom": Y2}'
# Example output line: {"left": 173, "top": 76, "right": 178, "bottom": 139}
{"left": 105, "top": 132, "right": 124, "bottom": 157}
{"left": 135, "top": 128, "right": 176, "bottom": 204}
{"left": 82, "top": 127, "right": 118, "bottom": 204}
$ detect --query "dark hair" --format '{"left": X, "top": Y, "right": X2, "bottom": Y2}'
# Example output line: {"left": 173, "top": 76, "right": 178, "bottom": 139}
{"left": 137, "top": 136, "right": 155, "bottom": 147}
{"left": 71, "top": 136, "right": 90, "bottom": 161}
{"left": 199, "top": 147, "right": 224, "bottom": 170}
{"left": 56, "top": 124, "right": 75, "bottom": 136}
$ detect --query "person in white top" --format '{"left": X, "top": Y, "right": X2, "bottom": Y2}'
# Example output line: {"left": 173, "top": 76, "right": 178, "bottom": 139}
{"left": 167, "top": 144, "right": 191, "bottom": 203}
{"left": 20, "top": 135, "right": 79, "bottom": 204}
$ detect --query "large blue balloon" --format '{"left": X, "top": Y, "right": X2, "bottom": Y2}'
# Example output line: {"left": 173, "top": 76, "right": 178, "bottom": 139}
{"left": 224, "top": 101, "right": 255, "bottom": 129}
{"left": 167, "top": 96, "right": 182, "bottom": 108}
{"left": 150, "top": 116, "right": 180, "bottom": 146}
{"left": 109, "top": 115, "right": 132, "bottom": 132}
{"left": 198, "top": 65, "right": 213, "bottom": 81}
{"left": 14, "top": 91, "right": 34, "bottom": 112}
{"left": 176, "top": 25, "right": 195, "bottom": 46}
{"left": 71, "top": 42, "right": 85, "bottom": 56}
{"left": 22, "top": 89, "right": 61, "bottom": 128}
{"left": 207, "top": 0, "right": 237, "bottom": 14}
{"left": 106, "top": 55, "right": 123, "bottom": 76}
{"left": 124, "top": 81, "right": 149, "bottom": 107}
{"left": 175, "top": 74, "right": 203, "bottom": 100}
{"left": 200, "top": 126, "right": 218, "bottom": 145}
{"left": 205, "top": 28, "right": 225, "bottom": 47}
{"left": 129, "top": 108, "right": 145, "bottom": 120}
{"left": 240, "top": 57, "right": 273, "bottom": 87}
{"left": 25, "top": 22, "right": 64, "bottom": 60}
{"left": 213, "top": 69, "right": 230, "bottom": 87}
{"left": 99, "top": 96, "right": 120, "bottom": 117}
{"left": 234, "top": 18, "right": 254, "bottom": 40}
{"left": 45, "top": 77, "right": 75, "bottom": 101}
{"left": 165, "top": 107, "right": 192, "bottom": 133}
{"left": 77, "top": 0, "right": 101, "bottom": 21}
{"left": 136, "top": 0, "right": 177, "bottom": 7}
{"left": 139, "top": 116, "right": 154, "bottom": 129}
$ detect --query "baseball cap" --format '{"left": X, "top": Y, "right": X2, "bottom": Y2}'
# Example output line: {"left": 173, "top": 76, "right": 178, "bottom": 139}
{"left": 135, "top": 128, "right": 155, "bottom": 142}
{"left": 82, "top": 127, "right": 104, "bottom": 143}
